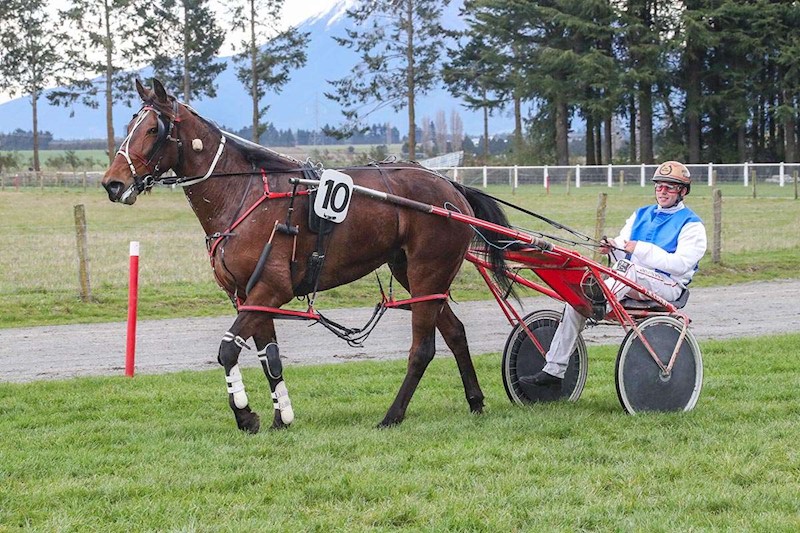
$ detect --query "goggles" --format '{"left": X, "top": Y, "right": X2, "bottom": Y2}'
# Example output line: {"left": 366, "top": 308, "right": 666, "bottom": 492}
{"left": 654, "top": 183, "right": 683, "bottom": 193}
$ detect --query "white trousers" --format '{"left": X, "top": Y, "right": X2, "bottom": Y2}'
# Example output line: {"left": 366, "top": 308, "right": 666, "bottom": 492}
{"left": 541, "top": 260, "right": 683, "bottom": 379}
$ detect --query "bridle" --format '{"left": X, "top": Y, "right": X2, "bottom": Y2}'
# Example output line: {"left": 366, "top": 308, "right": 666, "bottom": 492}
{"left": 115, "top": 100, "right": 184, "bottom": 201}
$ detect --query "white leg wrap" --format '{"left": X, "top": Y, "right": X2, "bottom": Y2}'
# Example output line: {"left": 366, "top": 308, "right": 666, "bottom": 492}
{"left": 272, "top": 381, "right": 294, "bottom": 425}
{"left": 225, "top": 364, "right": 249, "bottom": 409}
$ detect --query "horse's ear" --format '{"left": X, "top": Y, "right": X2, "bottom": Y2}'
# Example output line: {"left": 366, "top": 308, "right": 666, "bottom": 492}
{"left": 135, "top": 79, "right": 149, "bottom": 100}
{"left": 152, "top": 79, "right": 169, "bottom": 103}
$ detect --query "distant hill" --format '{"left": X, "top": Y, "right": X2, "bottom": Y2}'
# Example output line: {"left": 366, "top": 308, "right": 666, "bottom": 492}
{"left": 0, "top": 0, "right": 518, "bottom": 141}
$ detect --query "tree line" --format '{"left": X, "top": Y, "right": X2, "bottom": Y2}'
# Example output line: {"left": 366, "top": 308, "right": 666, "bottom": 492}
{"left": 444, "top": 0, "right": 800, "bottom": 166}
{"left": 0, "top": 123, "right": 401, "bottom": 151}
{"left": 3, "top": 0, "right": 799, "bottom": 171}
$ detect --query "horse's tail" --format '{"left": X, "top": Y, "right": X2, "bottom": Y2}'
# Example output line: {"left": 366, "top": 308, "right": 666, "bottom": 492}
{"left": 452, "top": 182, "right": 518, "bottom": 301}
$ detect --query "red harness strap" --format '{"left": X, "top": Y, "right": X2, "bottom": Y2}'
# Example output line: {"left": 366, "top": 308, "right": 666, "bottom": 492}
{"left": 207, "top": 169, "right": 310, "bottom": 260}
{"left": 237, "top": 304, "right": 322, "bottom": 320}
{"left": 237, "top": 293, "right": 449, "bottom": 321}
{"left": 207, "top": 169, "right": 311, "bottom": 300}
{"left": 382, "top": 293, "right": 449, "bottom": 308}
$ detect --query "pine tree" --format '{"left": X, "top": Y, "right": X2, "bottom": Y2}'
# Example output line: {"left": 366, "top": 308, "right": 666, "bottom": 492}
{"left": 618, "top": 0, "right": 676, "bottom": 164}
{"left": 679, "top": 0, "right": 715, "bottom": 163}
{"left": 442, "top": 34, "right": 504, "bottom": 163}
{"left": 567, "top": 0, "right": 619, "bottom": 165}
{"left": 48, "top": 0, "right": 161, "bottom": 163}
{"left": 150, "top": 0, "right": 226, "bottom": 103}
{"left": 774, "top": 2, "right": 800, "bottom": 162}
{"left": 228, "top": 0, "right": 309, "bottom": 143}
{"left": 0, "top": 0, "right": 72, "bottom": 171}
{"left": 325, "top": 0, "right": 451, "bottom": 159}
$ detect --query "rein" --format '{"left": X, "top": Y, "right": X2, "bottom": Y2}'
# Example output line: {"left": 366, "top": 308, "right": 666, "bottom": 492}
{"left": 160, "top": 161, "right": 448, "bottom": 188}
{"left": 470, "top": 188, "right": 621, "bottom": 255}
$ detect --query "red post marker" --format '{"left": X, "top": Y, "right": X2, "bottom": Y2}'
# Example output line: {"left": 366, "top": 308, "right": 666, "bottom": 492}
{"left": 125, "top": 241, "right": 140, "bottom": 377}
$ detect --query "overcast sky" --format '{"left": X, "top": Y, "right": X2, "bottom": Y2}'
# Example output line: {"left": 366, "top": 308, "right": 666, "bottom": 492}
{"left": 0, "top": 0, "right": 342, "bottom": 104}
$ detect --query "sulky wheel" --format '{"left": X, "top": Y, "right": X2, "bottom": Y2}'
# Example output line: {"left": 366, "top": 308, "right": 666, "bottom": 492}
{"left": 615, "top": 316, "right": 703, "bottom": 414}
{"left": 502, "top": 309, "right": 588, "bottom": 405}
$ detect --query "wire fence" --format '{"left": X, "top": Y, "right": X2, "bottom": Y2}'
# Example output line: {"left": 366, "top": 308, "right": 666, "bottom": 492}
{"left": 0, "top": 171, "right": 106, "bottom": 190}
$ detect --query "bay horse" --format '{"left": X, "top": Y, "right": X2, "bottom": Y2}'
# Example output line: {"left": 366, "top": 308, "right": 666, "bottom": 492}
{"left": 102, "top": 79, "right": 514, "bottom": 433}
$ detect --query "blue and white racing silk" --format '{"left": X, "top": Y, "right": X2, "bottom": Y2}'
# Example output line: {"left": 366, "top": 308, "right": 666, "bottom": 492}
{"left": 610, "top": 202, "right": 707, "bottom": 287}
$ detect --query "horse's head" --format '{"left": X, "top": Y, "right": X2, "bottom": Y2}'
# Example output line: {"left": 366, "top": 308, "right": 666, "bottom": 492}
{"left": 102, "top": 79, "right": 183, "bottom": 204}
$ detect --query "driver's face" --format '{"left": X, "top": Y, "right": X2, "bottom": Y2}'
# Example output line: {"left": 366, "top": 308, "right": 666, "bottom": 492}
{"left": 654, "top": 182, "right": 684, "bottom": 208}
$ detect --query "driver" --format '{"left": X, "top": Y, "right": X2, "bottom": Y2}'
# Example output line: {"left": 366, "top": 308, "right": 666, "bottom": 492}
{"left": 523, "top": 160, "right": 708, "bottom": 387}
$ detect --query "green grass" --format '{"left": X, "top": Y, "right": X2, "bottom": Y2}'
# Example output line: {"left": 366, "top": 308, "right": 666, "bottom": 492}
{"left": 1, "top": 334, "right": 798, "bottom": 530}
{"left": 1, "top": 186, "right": 798, "bottom": 328}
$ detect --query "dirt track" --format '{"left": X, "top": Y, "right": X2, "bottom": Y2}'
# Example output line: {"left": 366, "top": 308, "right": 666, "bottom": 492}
{"left": 1, "top": 279, "right": 798, "bottom": 383}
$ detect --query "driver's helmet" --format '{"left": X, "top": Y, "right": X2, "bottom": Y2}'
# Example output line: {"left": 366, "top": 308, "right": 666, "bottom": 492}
{"left": 652, "top": 161, "right": 691, "bottom": 193}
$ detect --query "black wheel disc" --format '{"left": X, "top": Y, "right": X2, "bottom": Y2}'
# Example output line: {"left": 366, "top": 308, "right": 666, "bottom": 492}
{"left": 615, "top": 316, "right": 703, "bottom": 414}
{"left": 502, "top": 309, "right": 587, "bottom": 404}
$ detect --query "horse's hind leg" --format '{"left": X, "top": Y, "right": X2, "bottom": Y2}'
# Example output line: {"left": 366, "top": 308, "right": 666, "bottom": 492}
{"left": 380, "top": 300, "right": 440, "bottom": 427}
{"left": 387, "top": 256, "right": 483, "bottom": 419}
{"left": 253, "top": 334, "right": 294, "bottom": 429}
{"left": 437, "top": 302, "right": 484, "bottom": 414}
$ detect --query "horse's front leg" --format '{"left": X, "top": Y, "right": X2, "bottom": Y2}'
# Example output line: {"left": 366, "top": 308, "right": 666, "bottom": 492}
{"left": 253, "top": 329, "right": 294, "bottom": 430}
{"left": 218, "top": 311, "right": 266, "bottom": 433}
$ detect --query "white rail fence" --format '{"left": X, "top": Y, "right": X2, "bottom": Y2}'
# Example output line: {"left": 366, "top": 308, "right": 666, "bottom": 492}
{"left": 1, "top": 162, "right": 799, "bottom": 192}
{"left": 431, "top": 162, "right": 800, "bottom": 190}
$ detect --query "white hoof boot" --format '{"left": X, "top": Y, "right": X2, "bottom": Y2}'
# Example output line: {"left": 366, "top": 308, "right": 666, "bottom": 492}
{"left": 226, "top": 365, "right": 249, "bottom": 409}
{"left": 272, "top": 381, "right": 294, "bottom": 425}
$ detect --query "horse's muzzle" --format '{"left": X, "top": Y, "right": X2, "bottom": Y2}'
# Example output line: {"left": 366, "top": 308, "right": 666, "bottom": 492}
{"left": 103, "top": 180, "right": 136, "bottom": 204}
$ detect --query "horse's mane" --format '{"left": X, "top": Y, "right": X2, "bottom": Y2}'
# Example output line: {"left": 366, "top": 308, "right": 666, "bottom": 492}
{"left": 222, "top": 131, "right": 304, "bottom": 172}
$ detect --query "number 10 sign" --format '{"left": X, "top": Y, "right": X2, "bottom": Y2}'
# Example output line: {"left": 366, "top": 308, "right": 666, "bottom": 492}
{"left": 313, "top": 169, "right": 354, "bottom": 223}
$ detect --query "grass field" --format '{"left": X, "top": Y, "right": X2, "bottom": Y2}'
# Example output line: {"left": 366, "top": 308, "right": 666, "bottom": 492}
{"left": 1, "top": 334, "right": 798, "bottom": 529}
{"left": 1, "top": 184, "right": 798, "bottom": 328}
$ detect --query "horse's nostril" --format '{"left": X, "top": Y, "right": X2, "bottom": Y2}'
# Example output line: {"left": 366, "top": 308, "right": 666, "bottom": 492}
{"left": 103, "top": 181, "right": 124, "bottom": 201}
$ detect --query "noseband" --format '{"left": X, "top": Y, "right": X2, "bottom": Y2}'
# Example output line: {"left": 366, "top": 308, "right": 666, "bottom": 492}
{"left": 116, "top": 101, "right": 183, "bottom": 196}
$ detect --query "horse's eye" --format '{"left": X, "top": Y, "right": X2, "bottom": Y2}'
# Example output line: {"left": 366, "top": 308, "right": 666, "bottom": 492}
{"left": 148, "top": 127, "right": 158, "bottom": 135}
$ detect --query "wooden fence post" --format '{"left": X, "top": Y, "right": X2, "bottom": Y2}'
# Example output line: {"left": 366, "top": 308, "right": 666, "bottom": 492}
{"left": 566, "top": 169, "right": 571, "bottom": 196}
{"left": 593, "top": 192, "right": 608, "bottom": 262}
{"left": 74, "top": 204, "right": 92, "bottom": 302}
{"left": 712, "top": 189, "right": 722, "bottom": 264}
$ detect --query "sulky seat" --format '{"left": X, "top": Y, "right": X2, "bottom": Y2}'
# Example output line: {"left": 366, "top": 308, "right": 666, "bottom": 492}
{"left": 620, "top": 288, "right": 690, "bottom": 312}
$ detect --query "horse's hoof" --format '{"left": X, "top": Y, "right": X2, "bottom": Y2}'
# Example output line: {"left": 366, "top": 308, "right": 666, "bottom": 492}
{"left": 468, "top": 396, "right": 485, "bottom": 414}
{"left": 271, "top": 412, "right": 291, "bottom": 430}
{"left": 271, "top": 422, "right": 290, "bottom": 430}
{"left": 237, "top": 411, "right": 261, "bottom": 434}
{"left": 377, "top": 417, "right": 403, "bottom": 428}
